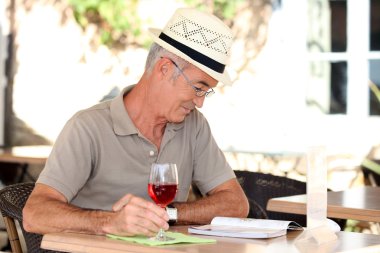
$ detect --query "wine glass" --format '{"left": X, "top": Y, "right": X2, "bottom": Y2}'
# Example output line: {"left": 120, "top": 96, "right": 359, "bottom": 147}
{"left": 147, "top": 163, "right": 178, "bottom": 241}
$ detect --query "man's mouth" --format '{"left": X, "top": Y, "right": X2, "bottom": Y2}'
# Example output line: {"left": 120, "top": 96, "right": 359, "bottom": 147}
{"left": 182, "top": 107, "right": 192, "bottom": 114}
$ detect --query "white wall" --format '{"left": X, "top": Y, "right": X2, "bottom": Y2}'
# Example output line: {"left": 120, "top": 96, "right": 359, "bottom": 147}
{"left": 0, "top": 0, "right": 8, "bottom": 147}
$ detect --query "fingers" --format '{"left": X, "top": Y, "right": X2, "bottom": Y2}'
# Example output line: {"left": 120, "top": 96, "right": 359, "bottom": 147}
{"left": 123, "top": 210, "right": 167, "bottom": 236}
{"left": 113, "top": 194, "right": 169, "bottom": 219}
{"left": 111, "top": 194, "right": 170, "bottom": 236}
{"left": 134, "top": 199, "right": 169, "bottom": 221}
{"left": 112, "top": 194, "right": 133, "bottom": 211}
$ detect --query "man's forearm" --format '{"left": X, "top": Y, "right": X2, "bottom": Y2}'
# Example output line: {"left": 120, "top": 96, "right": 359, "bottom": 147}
{"left": 23, "top": 197, "right": 113, "bottom": 235}
{"left": 174, "top": 186, "right": 249, "bottom": 225}
{"left": 24, "top": 185, "right": 169, "bottom": 237}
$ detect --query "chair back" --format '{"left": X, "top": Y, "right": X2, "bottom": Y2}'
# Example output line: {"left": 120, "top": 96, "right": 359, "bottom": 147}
{"left": 361, "top": 158, "right": 380, "bottom": 186}
{"left": 0, "top": 182, "right": 58, "bottom": 253}
{"left": 234, "top": 170, "right": 307, "bottom": 226}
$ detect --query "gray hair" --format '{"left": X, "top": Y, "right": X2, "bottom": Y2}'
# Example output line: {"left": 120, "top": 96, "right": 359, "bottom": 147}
{"left": 145, "top": 43, "right": 189, "bottom": 79}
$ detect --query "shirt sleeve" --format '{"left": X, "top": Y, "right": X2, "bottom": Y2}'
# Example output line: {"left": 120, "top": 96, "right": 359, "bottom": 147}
{"left": 37, "top": 111, "right": 95, "bottom": 202}
{"left": 191, "top": 111, "right": 235, "bottom": 195}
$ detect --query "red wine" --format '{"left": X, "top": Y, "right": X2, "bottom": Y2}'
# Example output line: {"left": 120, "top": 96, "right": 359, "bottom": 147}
{"left": 148, "top": 183, "right": 178, "bottom": 207}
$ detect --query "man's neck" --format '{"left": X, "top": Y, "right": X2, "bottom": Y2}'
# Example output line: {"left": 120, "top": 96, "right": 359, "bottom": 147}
{"left": 124, "top": 79, "right": 167, "bottom": 150}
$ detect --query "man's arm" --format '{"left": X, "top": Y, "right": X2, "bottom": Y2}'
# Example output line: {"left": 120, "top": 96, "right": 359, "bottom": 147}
{"left": 23, "top": 183, "right": 169, "bottom": 236}
{"left": 173, "top": 178, "right": 249, "bottom": 225}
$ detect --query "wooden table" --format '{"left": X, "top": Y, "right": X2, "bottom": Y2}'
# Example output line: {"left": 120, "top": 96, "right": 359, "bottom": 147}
{"left": 41, "top": 226, "right": 380, "bottom": 253}
{"left": 0, "top": 145, "right": 51, "bottom": 182}
{"left": 267, "top": 186, "right": 380, "bottom": 222}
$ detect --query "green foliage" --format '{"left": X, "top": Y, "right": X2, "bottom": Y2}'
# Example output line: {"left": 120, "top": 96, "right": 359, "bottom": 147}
{"left": 184, "top": 0, "right": 244, "bottom": 21}
{"left": 67, "top": 0, "right": 141, "bottom": 47}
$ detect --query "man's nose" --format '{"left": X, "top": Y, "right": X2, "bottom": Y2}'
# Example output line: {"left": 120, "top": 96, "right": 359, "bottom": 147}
{"left": 193, "top": 95, "right": 205, "bottom": 108}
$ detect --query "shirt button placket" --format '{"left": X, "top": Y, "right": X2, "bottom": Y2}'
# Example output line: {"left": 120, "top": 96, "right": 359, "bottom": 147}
{"left": 149, "top": 150, "right": 158, "bottom": 163}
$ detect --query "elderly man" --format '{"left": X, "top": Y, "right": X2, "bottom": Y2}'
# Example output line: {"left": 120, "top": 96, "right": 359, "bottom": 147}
{"left": 23, "top": 8, "right": 249, "bottom": 237}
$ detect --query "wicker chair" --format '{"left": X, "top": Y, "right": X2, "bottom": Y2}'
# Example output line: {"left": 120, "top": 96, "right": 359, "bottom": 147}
{"left": 234, "top": 170, "right": 308, "bottom": 226}
{"left": 0, "top": 182, "right": 58, "bottom": 253}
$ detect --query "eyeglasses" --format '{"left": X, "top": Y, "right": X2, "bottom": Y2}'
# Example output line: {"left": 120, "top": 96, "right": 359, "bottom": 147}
{"left": 163, "top": 57, "right": 215, "bottom": 97}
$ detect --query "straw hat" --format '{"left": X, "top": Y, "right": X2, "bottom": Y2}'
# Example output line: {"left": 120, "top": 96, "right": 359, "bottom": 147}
{"left": 149, "top": 8, "right": 233, "bottom": 85}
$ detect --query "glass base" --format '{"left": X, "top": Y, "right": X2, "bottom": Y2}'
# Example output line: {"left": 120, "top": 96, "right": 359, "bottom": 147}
{"left": 153, "top": 228, "right": 175, "bottom": 241}
{"left": 155, "top": 235, "right": 175, "bottom": 241}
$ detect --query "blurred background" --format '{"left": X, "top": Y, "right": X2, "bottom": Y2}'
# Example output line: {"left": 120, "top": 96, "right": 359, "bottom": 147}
{"left": 0, "top": 0, "right": 379, "bottom": 210}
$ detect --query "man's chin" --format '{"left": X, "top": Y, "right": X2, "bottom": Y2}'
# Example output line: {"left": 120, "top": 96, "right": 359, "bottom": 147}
{"left": 169, "top": 114, "right": 187, "bottom": 123}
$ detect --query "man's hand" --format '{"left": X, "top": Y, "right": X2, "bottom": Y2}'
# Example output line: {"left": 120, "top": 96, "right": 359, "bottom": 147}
{"left": 103, "top": 194, "right": 169, "bottom": 237}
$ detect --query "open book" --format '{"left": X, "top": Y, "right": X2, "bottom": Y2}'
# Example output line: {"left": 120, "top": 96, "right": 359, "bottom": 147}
{"left": 188, "top": 217, "right": 303, "bottom": 239}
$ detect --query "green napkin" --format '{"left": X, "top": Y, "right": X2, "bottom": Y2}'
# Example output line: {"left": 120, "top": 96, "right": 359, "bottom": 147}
{"left": 107, "top": 232, "right": 216, "bottom": 246}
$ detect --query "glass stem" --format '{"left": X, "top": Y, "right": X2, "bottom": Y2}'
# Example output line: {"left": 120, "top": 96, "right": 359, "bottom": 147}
{"left": 156, "top": 228, "right": 166, "bottom": 241}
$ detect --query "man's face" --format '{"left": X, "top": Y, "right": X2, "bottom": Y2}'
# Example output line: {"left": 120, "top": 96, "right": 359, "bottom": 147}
{"left": 161, "top": 59, "right": 218, "bottom": 123}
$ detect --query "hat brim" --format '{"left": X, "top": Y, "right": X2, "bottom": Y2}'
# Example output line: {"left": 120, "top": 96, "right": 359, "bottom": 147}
{"left": 148, "top": 28, "right": 232, "bottom": 86}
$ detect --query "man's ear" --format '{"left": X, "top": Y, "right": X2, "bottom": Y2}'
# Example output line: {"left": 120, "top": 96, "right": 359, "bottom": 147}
{"left": 154, "top": 58, "right": 171, "bottom": 80}
{"left": 162, "top": 64, "right": 168, "bottom": 75}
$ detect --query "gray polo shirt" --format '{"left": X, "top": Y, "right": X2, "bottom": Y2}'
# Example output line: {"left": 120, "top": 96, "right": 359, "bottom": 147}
{"left": 37, "top": 85, "right": 235, "bottom": 210}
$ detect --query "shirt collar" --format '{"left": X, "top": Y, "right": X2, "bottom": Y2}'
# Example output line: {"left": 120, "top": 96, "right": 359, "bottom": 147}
{"left": 110, "top": 85, "right": 138, "bottom": 136}
{"left": 110, "top": 85, "right": 185, "bottom": 136}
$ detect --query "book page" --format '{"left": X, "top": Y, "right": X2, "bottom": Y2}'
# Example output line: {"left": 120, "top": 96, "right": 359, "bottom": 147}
{"left": 188, "top": 224, "right": 287, "bottom": 239}
{"left": 192, "top": 225, "right": 283, "bottom": 233}
{"left": 210, "top": 217, "right": 303, "bottom": 230}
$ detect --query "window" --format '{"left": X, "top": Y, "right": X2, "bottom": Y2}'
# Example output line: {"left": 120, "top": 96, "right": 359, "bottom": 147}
{"left": 307, "top": 0, "right": 380, "bottom": 116}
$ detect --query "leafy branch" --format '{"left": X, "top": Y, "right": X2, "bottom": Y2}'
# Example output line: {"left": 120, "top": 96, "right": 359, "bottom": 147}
{"left": 67, "top": 0, "right": 143, "bottom": 48}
